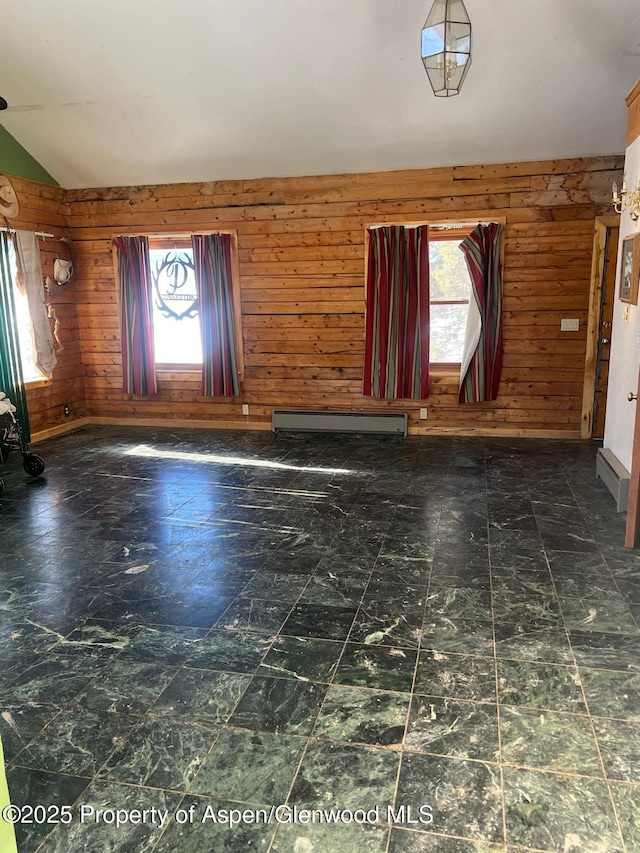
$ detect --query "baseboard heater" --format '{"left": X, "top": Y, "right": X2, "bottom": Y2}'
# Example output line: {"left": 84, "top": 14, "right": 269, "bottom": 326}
{"left": 596, "top": 448, "right": 630, "bottom": 513}
{"left": 272, "top": 410, "right": 407, "bottom": 436}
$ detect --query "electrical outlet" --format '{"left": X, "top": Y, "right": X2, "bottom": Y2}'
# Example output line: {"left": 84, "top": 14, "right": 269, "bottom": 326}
{"left": 419, "top": 408, "right": 428, "bottom": 420}
{"left": 560, "top": 319, "right": 580, "bottom": 332}
{"left": 63, "top": 404, "right": 70, "bottom": 417}
{"left": 242, "top": 404, "right": 249, "bottom": 416}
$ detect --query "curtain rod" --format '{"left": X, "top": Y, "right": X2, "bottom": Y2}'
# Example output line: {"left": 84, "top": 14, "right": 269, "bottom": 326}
{"left": 0, "top": 226, "right": 55, "bottom": 238}
{"left": 148, "top": 233, "right": 194, "bottom": 239}
{"left": 369, "top": 221, "right": 494, "bottom": 230}
{"left": 436, "top": 222, "right": 494, "bottom": 230}
{"left": 111, "top": 229, "right": 237, "bottom": 239}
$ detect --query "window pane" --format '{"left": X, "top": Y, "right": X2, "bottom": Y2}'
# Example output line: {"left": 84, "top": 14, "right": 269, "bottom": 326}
{"left": 13, "top": 288, "right": 41, "bottom": 381}
{"left": 149, "top": 248, "right": 202, "bottom": 365}
{"left": 8, "top": 242, "right": 42, "bottom": 382}
{"left": 430, "top": 303, "right": 469, "bottom": 363}
{"left": 429, "top": 240, "right": 470, "bottom": 301}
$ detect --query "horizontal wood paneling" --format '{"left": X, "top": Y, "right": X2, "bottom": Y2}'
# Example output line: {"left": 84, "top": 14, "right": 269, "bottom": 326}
{"left": 65, "top": 155, "right": 624, "bottom": 436}
{"left": 4, "top": 175, "right": 87, "bottom": 436}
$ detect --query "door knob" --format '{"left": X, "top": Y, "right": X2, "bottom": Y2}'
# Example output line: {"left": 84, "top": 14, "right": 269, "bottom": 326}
{"left": 602, "top": 321, "right": 612, "bottom": 328}
{"left": 601, "top": 338, "right": 610, "bottom": 345}
{"left": 629, "top": 393, "right": 638, "bottom": 401}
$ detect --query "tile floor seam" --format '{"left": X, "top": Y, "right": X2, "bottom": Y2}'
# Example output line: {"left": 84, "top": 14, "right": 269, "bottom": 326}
{"left": 488, "top": 519, "right": 509, "bottom": 850}
{"left": 544, "top": 545, "right": 631, "bottom": 853}
{"left": 2, "top": 706, "right": 67, "bottom": 770}
{"left": 264, "top": 732, "right": 314, "bottom": 853}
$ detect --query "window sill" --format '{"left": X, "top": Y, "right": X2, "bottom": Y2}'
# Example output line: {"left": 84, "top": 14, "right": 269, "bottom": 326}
{"left": 155, "top": 366, "right": 202, "bottom": 383}
{"left": 156, "top": 365, "right": 202, "bottom": 374}
{"left": 430, "top": 364, "right": 461, "bottom": 376}
{"left": 24, "top": 377, "right": 53, "bottom": 390}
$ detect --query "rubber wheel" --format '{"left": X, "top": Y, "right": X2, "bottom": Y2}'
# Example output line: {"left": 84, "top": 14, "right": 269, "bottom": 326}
{"left": 23, "top": 453, "right": 45, "bottom": 477}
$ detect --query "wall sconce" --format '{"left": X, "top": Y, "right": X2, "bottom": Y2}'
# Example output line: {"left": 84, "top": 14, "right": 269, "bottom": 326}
{"left": 612, "top": 180, "right": 640, "bottom": 222}
{"left": 421, "top": 0, "right": 472, "bottom": 97}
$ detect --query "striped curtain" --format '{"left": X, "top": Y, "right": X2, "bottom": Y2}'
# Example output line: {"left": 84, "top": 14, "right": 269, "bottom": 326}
{"left": 363, "top": 225, "right": 430, "bottom": 399}
{"left": 192, "top": 233, "right": 240, "bottom": 397}
{"left": 0, "top": 233, "right": 30, "bottom": 441}
{"left": 459, "top": 223, "right": 504, "bottom": 403}
{"left": 115, "top": 236, "right": 157, "bottom": 396}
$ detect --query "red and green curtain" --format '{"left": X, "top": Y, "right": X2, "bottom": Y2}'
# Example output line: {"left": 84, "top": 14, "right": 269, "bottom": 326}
{"left": 363, "top": 225, "right": 430, "bottom": 399}
{"left": 459, "top": 223, "right": 504, "bottom": 403}
{"left": 192, "top": 233, "right": 240, "bottom": 397}
{"left": 115, "top": 236, "right": 157, "bottom": 396}
{"left": 0, "top": 232, "right": 30, "bottom": 442}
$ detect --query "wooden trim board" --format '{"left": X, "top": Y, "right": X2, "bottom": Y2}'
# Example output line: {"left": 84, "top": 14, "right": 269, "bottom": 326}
{"left": 581, "top": 215, "right": 619, "bottom": 438}
{"left": 32, "top": 416, "right": 582, "bottom": 441}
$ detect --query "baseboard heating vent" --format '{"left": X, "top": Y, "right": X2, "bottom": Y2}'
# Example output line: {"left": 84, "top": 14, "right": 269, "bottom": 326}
{"left": 596, "top": 448, "right": 630, "bottom": 513}
{"left": 272, "top": 410, "right": 407, "bottom": 436}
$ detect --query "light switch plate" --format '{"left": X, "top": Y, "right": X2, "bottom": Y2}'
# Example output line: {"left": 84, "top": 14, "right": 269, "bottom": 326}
{"left": 242, "top": 404, "right": 249, "bottom": 415}
{"left": 419, "top": 408, "right": 428, "bottom": 419}
{"left": 560, "top": 319, "right": 580, "bottom": 331}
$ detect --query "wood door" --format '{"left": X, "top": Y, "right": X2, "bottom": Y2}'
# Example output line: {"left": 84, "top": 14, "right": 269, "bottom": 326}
{"left": 593, "top": 226, "right": 618, "bottom": 437}
{"left": 582, "top": 217, "right": 620, "bottom": 439}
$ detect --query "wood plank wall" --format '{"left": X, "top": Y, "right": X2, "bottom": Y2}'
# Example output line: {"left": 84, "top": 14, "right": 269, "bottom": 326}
{"left": 4, "top": 176, "right": 86, "bottom": 435}
{"left": 64, "top": 155, "right": 623, "bottom": 437}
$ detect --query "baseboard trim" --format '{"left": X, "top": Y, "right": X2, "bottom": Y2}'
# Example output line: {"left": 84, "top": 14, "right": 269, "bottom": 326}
{"left": 408, "top": 426, "right": 582, "bottom": 439}
{"left": 88, "top": 416, "right": 268, "bottom": 431}
{"left": 30, "top": 417, "right": 92, "bottom": 444}
{"left": 29, "top": 417, "right": 583, "bottom": 443}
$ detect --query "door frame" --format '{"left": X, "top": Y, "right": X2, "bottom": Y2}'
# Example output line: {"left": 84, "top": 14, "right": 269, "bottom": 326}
{"left": 581, "top": 215, "right": 620, "bottom": 439}
{"left": 626, "top": 367, "right": 640, "bottom": 547}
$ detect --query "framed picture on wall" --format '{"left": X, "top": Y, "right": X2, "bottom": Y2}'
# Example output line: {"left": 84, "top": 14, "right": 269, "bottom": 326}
{"left": 619, "top": 234, "right": 640, "bottom": 305}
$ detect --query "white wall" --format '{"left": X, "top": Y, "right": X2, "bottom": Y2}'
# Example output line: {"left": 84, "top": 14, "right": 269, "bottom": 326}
{"left": 603, "top": 134, "right": 640, "bottom": 473}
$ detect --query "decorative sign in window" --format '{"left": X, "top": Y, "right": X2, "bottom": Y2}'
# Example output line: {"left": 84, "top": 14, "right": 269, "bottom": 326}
{"left": 151, "top": 250, "right": 198, "bottom": 320}
{"left": 149, "top": 247, "right": 202, "bottom": 365}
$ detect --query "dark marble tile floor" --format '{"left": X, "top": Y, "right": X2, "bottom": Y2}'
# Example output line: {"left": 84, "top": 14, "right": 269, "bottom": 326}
{"left": 0, "top": 426, "right": 639, "bottom": 852}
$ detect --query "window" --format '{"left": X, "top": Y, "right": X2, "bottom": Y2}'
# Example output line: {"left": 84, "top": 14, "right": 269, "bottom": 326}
{"left": 365, "top": 222, "right": 474, "bottom": 367}
{"left": 428, "top": 235, "right": 472, "bottom": 365}
{"left": 116, "top": 232, "right": 243, "bottom": 397}
{"left": 364, "top": 221, "right": 503, "bottom": 402}
{"left": 7, "top": 240, "right": 44, "bottom": 383}
{"left": 149, "top": 238, "right": 202, "bottom": 368}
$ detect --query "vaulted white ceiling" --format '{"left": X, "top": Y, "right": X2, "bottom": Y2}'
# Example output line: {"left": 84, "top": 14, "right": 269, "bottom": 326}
{"left": 0, "top": 0, "right": 639, "bottom": 189}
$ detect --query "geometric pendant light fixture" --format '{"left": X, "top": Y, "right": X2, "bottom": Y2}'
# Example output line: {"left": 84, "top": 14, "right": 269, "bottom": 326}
{"left": 421, "top": 0, "right": 472, "bottom": 97}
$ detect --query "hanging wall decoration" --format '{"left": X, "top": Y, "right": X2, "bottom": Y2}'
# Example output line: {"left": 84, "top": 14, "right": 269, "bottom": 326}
{"left": 45, "top": 235, "right": 75, "bottom": 293}
{"left": 618, "top": 234, "right": 640, "bottom": 305}
{"left": 0, "top": 175, "right": 19, "bottom": 219}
